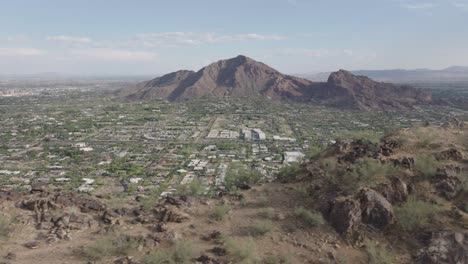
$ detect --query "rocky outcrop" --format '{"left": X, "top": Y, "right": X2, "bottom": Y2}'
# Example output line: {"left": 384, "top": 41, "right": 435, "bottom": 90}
{"left": 436, "top": 176, "right": 461, "bottom": 199}
{"left": 418, "top": 231, "right": 468, "bottom": 264}
{"left": 327, "top": 196, "right": 362, "bottom": 235}
{"left": 390, "top": 157, "right": 415, "bottom": 170}
{"left": 326, "top": 188, "right": 396, "bottom": 234}
{"left": 376, "top": 176, "right": 409, "bottom": 204}
{"left": 435, "top": 149, "right": 464, "bottom": 161}
{"left": 331, "top": 139, "right": 380, "bottom": 163}
{"left": 357, "top": 188, "right": 395, "bottom": 229}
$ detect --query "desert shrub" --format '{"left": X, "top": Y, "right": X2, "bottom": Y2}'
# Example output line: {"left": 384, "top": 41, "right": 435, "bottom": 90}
{"left": 276, "top": 162, "right": 302, "bottom": 182}
{"left": 256, "top": 195, "right": 269, "bottom": 207}
{"left": 364, "top": 240, "right": 394, "bottom": 264}
{"left": 348, "top": 158, "right": 398, "bottom": 186}
{"left": 336, "top": 130, "right": 381, "bottom": 143}
{"left": 143, "top": 240, "right": 194, "bottom": 264}
{"left": 225, "top": 164, "right": 261, "bottom": 191}
{"left": 211, "top": 204, "right": 231, "bottom": 221}
{"left": 82, "top": 235, "right": 139, "bottom": 261}
{"left": 224, "top": 237, "right": 256, "bottom": 263}
{"left": 263, "top": 254, "right": 291, "bottom": 264}
{"left": 414, "top": 154, "right": 441, "bottom": 178}
{"left": 294, "top": 207, "right": 325, "bottom": 227}
{"left": 323, "top": 158, "right": 397, "bottom": 194}
{"left": 0, "top": 215, "right": 11, "bottom": 240}
{"left": 258, "top": 207, "right": 275, "bottom": 219}
{"left": 249, "top": 220, "right": 273, "bottom": 236}
{"left": 307, "top": 145, "right": 325, "bottom": 160}
{"left": 177, "top": 178, "right": 203, "bottom": 196}
{"left": 414, "top": 128, "right": 436, "bottom": 148}
{"left": 394, "top": 196, "right": 440, "bottom": 232}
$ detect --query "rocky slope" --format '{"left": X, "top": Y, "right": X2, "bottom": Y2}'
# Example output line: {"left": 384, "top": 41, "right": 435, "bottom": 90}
{"left": 121, "top": 55, "right": 433, "bottom": 110}
{"left": 0, "top": 119, "right": 466, "bottom": 264}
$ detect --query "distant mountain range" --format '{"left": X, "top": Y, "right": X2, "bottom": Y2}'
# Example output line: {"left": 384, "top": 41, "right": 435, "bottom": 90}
{"left": 300, "top": 66, "right": 468, "bottom": 82}
{"left": 121, "top": 55, "right": 433, "bottom": 111}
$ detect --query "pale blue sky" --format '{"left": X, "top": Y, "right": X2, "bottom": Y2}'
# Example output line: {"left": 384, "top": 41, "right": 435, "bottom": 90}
{"left": 1, "top": 0, "right": 467, "bottom": 75}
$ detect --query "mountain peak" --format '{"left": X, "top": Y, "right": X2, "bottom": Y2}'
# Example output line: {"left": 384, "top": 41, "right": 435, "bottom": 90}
{"left": 123, "top": 56, "right": 433, "bottom": 110}
{"left": 327, "top": 69, "right": 365, "bottom": 85}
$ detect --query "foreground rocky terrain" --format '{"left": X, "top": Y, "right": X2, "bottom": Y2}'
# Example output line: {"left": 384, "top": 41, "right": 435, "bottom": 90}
{"left": 122, "top": 55, "right": 432, "bottom": 111}
{"left": 0, "top": 119, "right": 466, "bottom": 264}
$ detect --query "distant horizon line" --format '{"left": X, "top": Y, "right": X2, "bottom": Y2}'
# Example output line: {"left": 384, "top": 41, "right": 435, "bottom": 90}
{"left": 2, "top": 64, "right": 468, "bottom": 78}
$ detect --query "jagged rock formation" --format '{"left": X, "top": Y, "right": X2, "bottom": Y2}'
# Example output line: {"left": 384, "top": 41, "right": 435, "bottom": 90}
{"left": 121, "top": 55, "right": 433, "bottom": 110}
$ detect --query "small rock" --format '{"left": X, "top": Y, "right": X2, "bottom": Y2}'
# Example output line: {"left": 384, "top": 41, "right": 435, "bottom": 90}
{"left": 24, "top": 241, "right": 40, "bottom": 249}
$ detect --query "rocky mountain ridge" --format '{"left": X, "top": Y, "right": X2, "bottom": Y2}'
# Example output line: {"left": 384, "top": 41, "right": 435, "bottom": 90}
{"left": 122, "top": 55, "right": 433, "bottom": 110}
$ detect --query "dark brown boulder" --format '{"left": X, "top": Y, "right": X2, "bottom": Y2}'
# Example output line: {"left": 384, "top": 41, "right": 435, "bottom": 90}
{"left": 357, "top": 188, "right": 395, "bottom": 229}
{"left": 435, "top": 149, "right": 464, "bottom": 161}
{"left": 327, "top": 196, "right": 362, "bottom": 235}
{"left": 436, "top": 176, "right": 461, "bottom": 199}
{"left": 380, "top": 137, "right": 402, "bottom": 156}
{"left": 391, "top": 157, "right": 415, "bottom": 170}
{"left": 376, "top": 176, "right": 409, "bottom": 204}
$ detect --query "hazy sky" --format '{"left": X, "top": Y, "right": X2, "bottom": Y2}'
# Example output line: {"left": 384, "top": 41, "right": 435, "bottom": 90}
{"left": 1, "top": 0, "right": 468, "bottom": 75}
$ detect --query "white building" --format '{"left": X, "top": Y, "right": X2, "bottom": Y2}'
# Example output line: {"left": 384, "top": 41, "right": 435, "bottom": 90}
{"left": 283, "top": 151, "right": 305, "bottom": 164}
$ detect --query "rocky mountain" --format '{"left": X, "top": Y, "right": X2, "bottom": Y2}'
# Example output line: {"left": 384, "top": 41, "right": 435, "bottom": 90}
{"left": 122, "top": 55, "right": 432, "bottom": 110}
{"left": 123, "top": 55, "right": 312, "bottom": 102}
{"left": 310, "top": 70, "right": 433, "bottom": 110}
{"left": 303, "top": 66, "right": 468, "bottom": 82}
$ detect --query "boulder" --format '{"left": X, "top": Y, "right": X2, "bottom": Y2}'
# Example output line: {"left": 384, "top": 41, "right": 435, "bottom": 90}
{"left": 195, "top": 255, "right": 220, "bottom": 264}
{"left": 380, "top": 137, "right": 401, "bottom": 156}
{"left": 418, "top": 231, "right": 467, "bottom": 264}
{"left": 327, "top": 196, "right": 362, "bottom": 235}
{"left": 102, "top": 210, "right": 121, "bottom": 225}
{"left": 435, "top": 176, "right": 461, "bottom": 199}
{"left": 335, "top": 139, "right": 380, "bottom": 163}
{"left": 30, "top": 183, "right": 48, "bottom": 193}
{"left": 376, "top": 177, "right": 409, "bottom": 204}
{"left": 357, "top": 188, "right": 395, "bottom": 229}
{"left": 435, "top": 149, "right": 464, "bottom": 161}
{"left": 154, "top": 205, "right": 190, "bottom": 223}
{"left": 391, "top": 157, "right": 415, "bottom": 170}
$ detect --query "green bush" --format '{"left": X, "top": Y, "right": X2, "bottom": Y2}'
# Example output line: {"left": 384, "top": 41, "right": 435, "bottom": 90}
{"left": 82, "top": 235, "right": 139, "bottom": 261}
{"left": 249, "top": 220, "right": 273, "bottom": 236}
{"left": 224, "top": 237, "right": 256, "bottom": 263}
{"left": 294, "top": 207, "right": 325, "bottom": 227}
{"left": 323, "top": 158, "right": 397, "bottom": 194}
{"left": 276, "top": 163, "right": 302, "bottom": 182}
{"left": 177, "top": 178, "right": 203, "bottom": 196}
{"left": 225, "top": 164, "right": 261, "bottom": 191}
{"left": 394, "top": 196, "right": 440, "bottom": 232}
{"left": 414, "top": 128, "right": 435, "bottom": 148}
{"left": 263, "top": 254, "right": 291, "bottom": 264}
{"left": 414, "top": 154, "right": 441, "bottom": 178}
{"left": 0, "top": 215, "right": 11, "bottom": 240}
{"left": 307, "top": 145, "right": 324, "bottom": 160}
{"left": 143, "top": 240, "right": 194, "bottom": 264}
{"left": 365, "top": 240, "right": 394, "bottom": 264}
{"left": 211, "top": 204, "right": 231, "bottom": 221}
{"left": 258, "top": 207, "right": 275, "bottom": 219}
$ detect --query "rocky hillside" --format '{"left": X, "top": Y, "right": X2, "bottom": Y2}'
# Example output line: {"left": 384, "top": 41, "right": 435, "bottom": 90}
{"left": 0, "top": 119, "right": 466, "bottom": 263}
{"left": 121, "top": 56, "right": 433, "bottom": 110}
